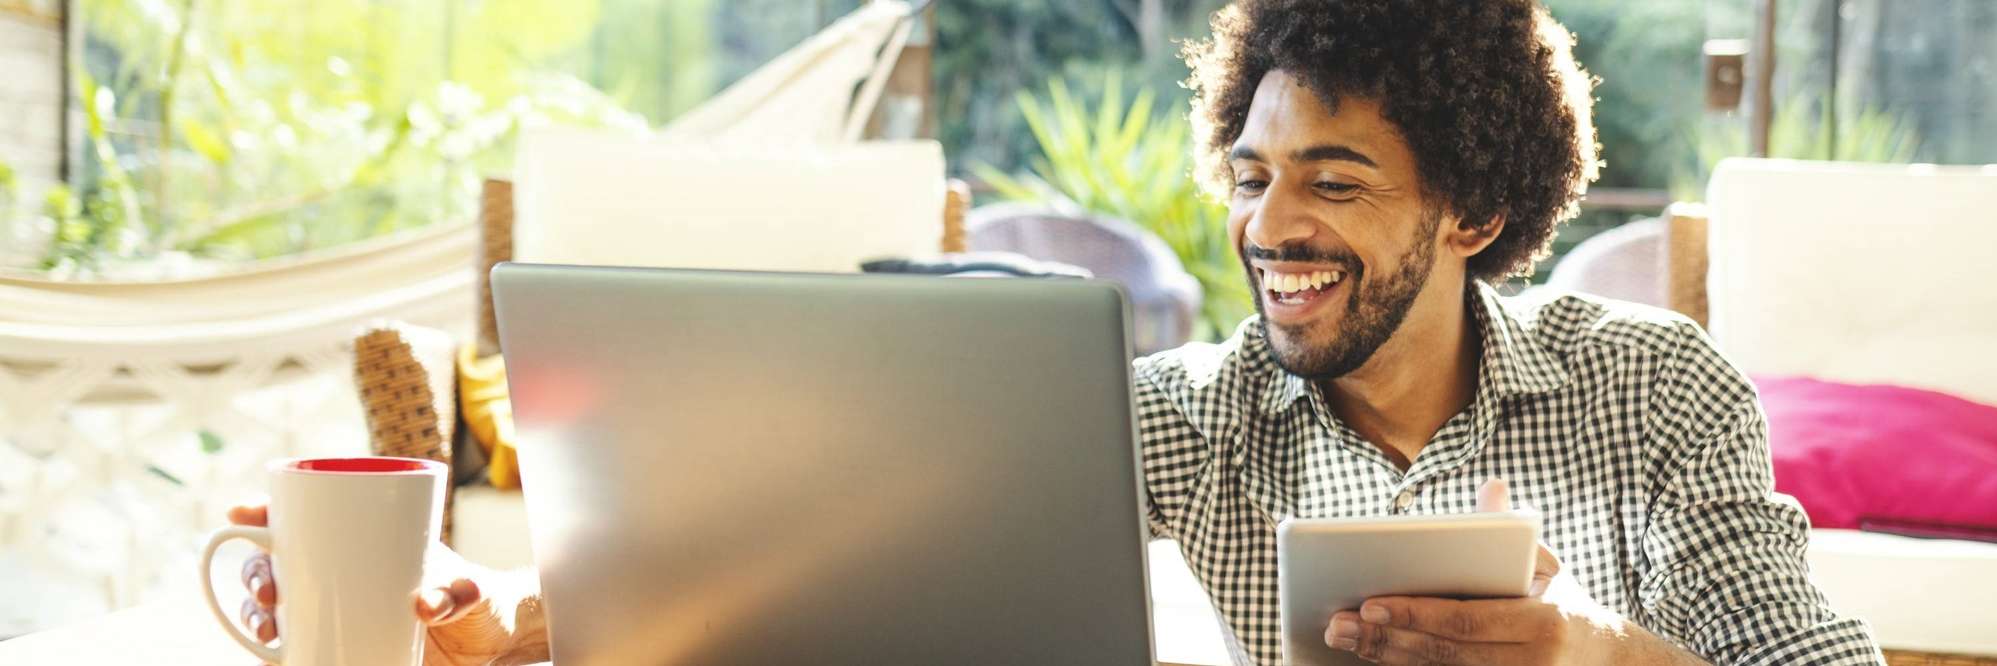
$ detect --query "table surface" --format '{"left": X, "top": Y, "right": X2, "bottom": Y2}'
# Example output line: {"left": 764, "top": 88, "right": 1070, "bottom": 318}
{"left": 0, "top": 580, "right": 1232, "bottom": 665}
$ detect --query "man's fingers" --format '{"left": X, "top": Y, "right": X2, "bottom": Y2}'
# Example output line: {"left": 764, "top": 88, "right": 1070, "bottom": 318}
{"left": 226, "top": 500, "right": 269, "bottom": 528}
{"left": 415, "top": 587, "right": 456, "bottom": 624}
{"left": 447, "top": 577, "right": 484, "bottom": 616}
{"left": 1472, "top": 480, "right": 1561, "bottom": 597}
{"left": 1359, "top": 596, "right": 1540, "bottom": 643}
{"left": 227, "top": 501, "right": 276, "bottom": 647}
{"left": 1327, "top": 610, "right": 1506, "bottom": 665}
{"left": 414, "top": 578, "right": 484, "bottom": 625}
{"left": 237, "top": 597, "right": 256, "bottom": 633}
{"left": 239, "top": 597, "right": 277, "bottom": 644}
{"left": 239, "top": 552, "right": 276, "bottom": 607}
{"left": 1529, "top": 544, "right": 1562, "bottom": 597}
{"left": 1475, "top": 478, "right": 1510, "bottom": 513}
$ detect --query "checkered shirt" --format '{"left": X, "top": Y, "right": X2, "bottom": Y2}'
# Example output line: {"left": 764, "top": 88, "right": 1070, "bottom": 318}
{"left": 1133, "top": 282, "right": 1883, "bottom": 665}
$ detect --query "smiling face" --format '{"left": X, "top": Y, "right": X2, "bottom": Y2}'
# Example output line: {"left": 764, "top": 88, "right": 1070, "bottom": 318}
{"left": 1228, "top": 70, "right": 1447, "bottom": 380}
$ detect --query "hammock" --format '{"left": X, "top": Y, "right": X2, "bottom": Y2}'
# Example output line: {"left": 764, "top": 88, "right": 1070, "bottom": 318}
{"left": 0, "top": 223, "right": 476, "bottom": 352}
{"left": 0, "top": 0, "right": 924, "bottom": 636}
{"left": 660, "top": 0, "right": 915, "bottom": 143}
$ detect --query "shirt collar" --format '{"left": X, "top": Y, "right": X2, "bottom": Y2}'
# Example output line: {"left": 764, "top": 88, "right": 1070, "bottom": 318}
{"left": 1255, "top": 280, "right": 1570, "bottom": 413}
{"left": 1470, "top": 280, "right": 1571, "bottom": 398}
{"left": 1248, "top": 323, "right": 1311, "bottom": 413}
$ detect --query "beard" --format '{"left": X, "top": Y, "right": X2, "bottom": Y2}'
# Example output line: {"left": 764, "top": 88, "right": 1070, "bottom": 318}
{"left": 1245, "top": 209, "right": 1440, "bottom": 381}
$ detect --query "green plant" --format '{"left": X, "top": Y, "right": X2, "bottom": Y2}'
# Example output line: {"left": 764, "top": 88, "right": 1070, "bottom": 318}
{"left": 42, "top": 185, "right": 86, "bottom": 266}
{"left": 0, "top": 161, "right": 15, "bottom": 224}
{"left": 1671, "top": 96, "right": 1921, "bottom": 201}
{"left": 40, "top": 68, "right": 145, "bottom": 274}
{"left": 975, "top": 73, "right": 1253, "bottom": 342}
{"left": 1539, "top": 0, "right": 1707, "bottom": 192}
{"left": 21, "top": 0, "right": 717, "bottom": 277}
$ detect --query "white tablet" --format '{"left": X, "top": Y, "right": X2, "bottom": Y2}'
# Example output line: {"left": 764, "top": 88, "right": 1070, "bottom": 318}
{"left": 1278, "top": 511, "right": 1542, "bottom": 665}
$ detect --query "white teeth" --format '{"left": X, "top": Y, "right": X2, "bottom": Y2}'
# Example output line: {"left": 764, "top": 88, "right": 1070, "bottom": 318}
{"left": 1262, "top": 267, "right": 1357, "bottom": 293}
{"left": 1265, "top": 269, "right": 1349, "bottom": 294}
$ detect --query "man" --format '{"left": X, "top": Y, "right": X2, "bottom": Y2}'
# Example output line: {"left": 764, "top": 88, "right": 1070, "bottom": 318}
{"left": 230, "top": 1, "right": 1883, "bottom": 664}
{"left": 1138, "top": 0, "right": 1881, "bottom": 662}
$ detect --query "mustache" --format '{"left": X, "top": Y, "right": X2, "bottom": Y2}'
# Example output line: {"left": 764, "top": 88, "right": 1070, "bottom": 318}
{"left": 1241, "top": 243, "right": 1361, "bottom": 269}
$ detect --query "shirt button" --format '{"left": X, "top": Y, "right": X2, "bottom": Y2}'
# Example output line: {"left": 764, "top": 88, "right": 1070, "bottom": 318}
{"left": 1393, "top": 489, "right": 1416, "bottom": 512}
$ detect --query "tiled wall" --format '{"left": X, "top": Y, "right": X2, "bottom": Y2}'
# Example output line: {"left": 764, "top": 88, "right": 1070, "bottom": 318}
{"left": 0, "top": 10, "right": 63, "bottom": 205}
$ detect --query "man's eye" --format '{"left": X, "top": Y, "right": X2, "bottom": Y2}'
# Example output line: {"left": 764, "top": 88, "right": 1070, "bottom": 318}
{"left": 1234, "top": 179, "right": 1268, "bottom": 192}
{"left": 1314, "top": 181, "right": 1359, "bottom": 195}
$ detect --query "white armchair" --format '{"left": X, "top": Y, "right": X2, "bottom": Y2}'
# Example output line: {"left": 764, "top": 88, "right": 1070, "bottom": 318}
{"left": 1669, "top": 158, "right": 1997, "bottom": 664}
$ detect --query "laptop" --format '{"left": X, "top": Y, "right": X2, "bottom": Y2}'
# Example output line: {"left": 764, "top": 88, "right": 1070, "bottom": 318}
{"left": 490, "top": 263, "right": 1156, "bottom": 665}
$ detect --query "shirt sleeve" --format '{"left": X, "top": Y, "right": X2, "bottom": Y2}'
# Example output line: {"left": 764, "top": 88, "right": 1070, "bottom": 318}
{"left": 1130, "top": 354, "right": 1212, "bottom": 543}
{"left": 1638, "top": 323, "right": 1884, "bottom": 665}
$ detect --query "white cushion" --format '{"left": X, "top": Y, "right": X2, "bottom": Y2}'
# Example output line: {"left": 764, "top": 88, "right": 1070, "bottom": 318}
{"left": 514, "top": 129, "right": 945, "bottom": 273}
{"left": 1807, "top": 528, "right": 1997, "bottom": 655}
{"left": 1706, "top": 159, "right": 1997, "bottom": 406}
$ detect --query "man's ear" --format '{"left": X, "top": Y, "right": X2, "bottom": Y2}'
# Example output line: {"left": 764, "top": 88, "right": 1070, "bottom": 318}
{"left": 1443, "top": 214, "right": 1505, "bottom": 260}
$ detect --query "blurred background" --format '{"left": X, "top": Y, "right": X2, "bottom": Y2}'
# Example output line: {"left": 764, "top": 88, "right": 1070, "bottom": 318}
{"left": 4, "top": 0, "right": 1992, "bottom": 310}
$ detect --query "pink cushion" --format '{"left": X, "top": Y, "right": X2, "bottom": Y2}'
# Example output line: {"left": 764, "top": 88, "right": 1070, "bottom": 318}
{"left": 1757, "top": 375, "right": 1997, "bottom": 538}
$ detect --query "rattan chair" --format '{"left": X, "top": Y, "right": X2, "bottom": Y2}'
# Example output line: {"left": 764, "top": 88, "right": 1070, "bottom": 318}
{"left": 352, "top": 178, "right": 970, "bottom": 544}
{"left": 353, "top": 323, "right": 460, "bottom": 540}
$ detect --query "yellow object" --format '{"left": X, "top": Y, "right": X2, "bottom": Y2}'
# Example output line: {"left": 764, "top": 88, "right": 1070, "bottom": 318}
{"left": 456, "top": 343, "right": 520, "bottom": 489}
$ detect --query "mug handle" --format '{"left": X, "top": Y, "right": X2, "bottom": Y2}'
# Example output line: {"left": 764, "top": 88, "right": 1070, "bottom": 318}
{"left": 200, "top": 525, "right": 285, "bottom": 664}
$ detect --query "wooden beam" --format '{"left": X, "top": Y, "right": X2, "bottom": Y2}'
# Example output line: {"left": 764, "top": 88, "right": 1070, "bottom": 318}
{"left": 1750, "top": 0, "right": 1778, "bottom": 157}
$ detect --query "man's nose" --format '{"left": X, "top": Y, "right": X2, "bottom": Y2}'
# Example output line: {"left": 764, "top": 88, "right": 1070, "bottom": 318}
{"left": 1244, "top": 180, "right": 1318, "bottom": 250}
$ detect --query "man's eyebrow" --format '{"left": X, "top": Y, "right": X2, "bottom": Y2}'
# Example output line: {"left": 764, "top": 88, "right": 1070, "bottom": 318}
{"left": 1226, "top": 143, "right": 1378, "bottom": 168}
{"left": 1294, "top": 144, "right": 1377, "bottom": 168}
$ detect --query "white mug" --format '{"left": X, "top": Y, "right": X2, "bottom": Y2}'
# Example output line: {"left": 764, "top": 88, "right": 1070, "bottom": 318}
{"left": 200, "top": 457, "right": 446, "bottom": 665}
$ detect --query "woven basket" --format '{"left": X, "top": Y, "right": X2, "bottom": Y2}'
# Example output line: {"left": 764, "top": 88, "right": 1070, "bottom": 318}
{"left": 354, "top": 323, "right": 458, "bottom": 543}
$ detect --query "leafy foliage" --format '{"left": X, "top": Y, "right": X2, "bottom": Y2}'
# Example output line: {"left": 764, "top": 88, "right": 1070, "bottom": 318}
{"left": 0, "top": 162, "right": 16, "bottom": 241}
{"left": 932, "top": 0, "right": 1228, "bottom": 176}
{"left": 1673, "top": 95, "right": 1921, "bottom": 200}
{"left": 10, "top": 0, "right": 1951, "bottom": 282}
{"left": 975, "top": 74, "right": 1253, "bottom": 341}
{"left": 20, "top": 0, "right": 727, "bottom": 278}
{"left": 1540, "top": 0, "right": 1707, "bottom": 191}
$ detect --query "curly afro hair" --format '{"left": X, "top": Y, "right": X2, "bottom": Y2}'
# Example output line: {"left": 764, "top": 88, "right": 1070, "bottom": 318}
{"left": 1184, "top": 0, "right": 1601, "bottom": 280}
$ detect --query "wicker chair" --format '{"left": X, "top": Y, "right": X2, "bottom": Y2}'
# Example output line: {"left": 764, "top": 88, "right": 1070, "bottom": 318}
{"left": 353, "top": 177, "right": 971, "bottom": 544}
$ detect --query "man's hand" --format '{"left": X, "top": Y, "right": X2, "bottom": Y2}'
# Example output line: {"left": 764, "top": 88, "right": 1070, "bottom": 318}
{"left": 228, "top": 500, "right": 549, "bottom": 666}
{"left": 1322, "top": 479, "right": 1706, "bottom": 665}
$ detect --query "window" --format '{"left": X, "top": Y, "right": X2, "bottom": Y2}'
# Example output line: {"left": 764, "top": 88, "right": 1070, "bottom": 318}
{"left": 19, "top": 0, "right": 1991, "bottom": 286}
{"left": 34, "top": 0, "right": 840, "bottom": 276}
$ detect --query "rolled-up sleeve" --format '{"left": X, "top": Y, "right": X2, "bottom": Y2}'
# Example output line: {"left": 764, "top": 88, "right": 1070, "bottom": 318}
{"left": 1639, "top": 324, "right": 1883, "bottom": 665}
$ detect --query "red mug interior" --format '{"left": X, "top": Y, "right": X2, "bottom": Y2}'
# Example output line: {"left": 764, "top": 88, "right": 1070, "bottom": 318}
{"left": 289, "top": 457, "right": 438, "bottom": 473}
